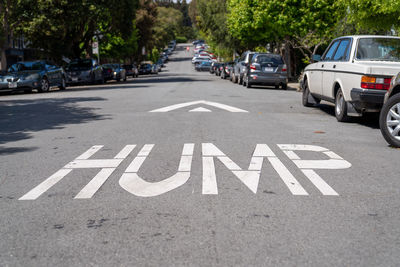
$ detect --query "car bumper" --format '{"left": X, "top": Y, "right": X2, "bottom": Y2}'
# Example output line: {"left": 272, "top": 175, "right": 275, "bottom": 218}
{"left": 249, "top": 74, "right": 287, "bottom": 85}
{"left": 0, "top": 80, "right": 40, "bottom": 90}
{"left": 350, "top": 88, "right": 386, "bottom": 112}
{"left": 67, "top": 76, "right": 91, "bottom": 84}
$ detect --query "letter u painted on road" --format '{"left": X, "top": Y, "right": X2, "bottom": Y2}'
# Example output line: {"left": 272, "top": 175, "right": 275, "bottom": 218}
{"left": 119, "top": 144, "right": 194, "bottom": 197}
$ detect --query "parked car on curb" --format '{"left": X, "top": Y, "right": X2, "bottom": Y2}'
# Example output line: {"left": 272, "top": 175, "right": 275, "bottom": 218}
{"left": 66, "top": 58, "right": 103, "bottom": 85}
{"left": 242, "top": 53, "right": 287, "bottom": 89}
{"left": 123, "top": 64, "right": 138, "bottom": 78}
{"left": 139, "top": 63, "right": 152, "bottom": 75}
{"left": 302, "top": 35, "right": 400, "bottom": 122}
{"left": 102, "top": 64, "right": 127, "bottom": 82}
{"left": 0, "top": 61, "right": 66, "bottom": 93}
{"left": 380, "top": 73, "right": 400, "bottom": 147}
{"left": 232, "top": 51, "right": 256, "bottom": 84}
{"left": 195, "top": 61, "right": 212, "bottom": 71}
{"left": 221, "top": 62, "right": 235, "bottom": 80}
{"left": 210, "top": 62, "right": 221, "bottom": 74}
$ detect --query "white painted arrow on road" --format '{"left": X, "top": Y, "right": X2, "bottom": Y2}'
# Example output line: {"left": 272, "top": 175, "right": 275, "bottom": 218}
{"left": 149, "top": 100, "right": 249, "bottom": 113}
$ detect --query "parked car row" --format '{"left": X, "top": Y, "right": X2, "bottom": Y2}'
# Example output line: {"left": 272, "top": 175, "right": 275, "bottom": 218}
{"left": 0, "top": 45, "right": 173, "bottom": 94}
{"left": 203, "top": 50, "right": 288, "bottom": 90}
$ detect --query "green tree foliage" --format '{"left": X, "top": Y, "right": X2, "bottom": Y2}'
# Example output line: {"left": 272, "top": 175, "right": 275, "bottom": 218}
{"left": 340, "top": 0, "right": 400, "bottom": 33}
{"left": 136, "top": 0, "right": 157, "bottom": 60}
{"left": 16, "top": 0, "right": 138, "bottom": 61}
{"left": 153, "top": 6, "right": 183, "bottom": 48}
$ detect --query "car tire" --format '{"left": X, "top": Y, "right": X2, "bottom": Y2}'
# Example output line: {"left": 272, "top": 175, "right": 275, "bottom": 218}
{"left": 239, "top": 75, "right": 243, "bottom": 85}
{"left": 246, "top": 77, "right": 252, "bottom": 88}
{"left": 91, "top": 73, "right": 96, "bottom": 85}
{"left": 379, "top": 93, "right": 400, "bottom": 147}
{"left": 302, "top": 82, "right": 314, "bottom": 107}
{"left": 38, "top": 77, "right": 50, "bottom": 93}
{"left": 282, "top": 83, "right": 287, "bottom": 90}
{"left": 59, "top": 77, "right": 66, "bottom": 90}
{"left": 242, "top": 75, "right": 247, "bottom": 87}
{"left": 335, "top": 89, "right": 351, "bottom": 122}
{"left": 123, "top": 75, "right": 127, "bottom": 82}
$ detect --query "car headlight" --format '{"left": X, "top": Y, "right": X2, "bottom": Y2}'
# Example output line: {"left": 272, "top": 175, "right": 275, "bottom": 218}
{"left": 24, "top": 74, "right": 40, "bottom": 81}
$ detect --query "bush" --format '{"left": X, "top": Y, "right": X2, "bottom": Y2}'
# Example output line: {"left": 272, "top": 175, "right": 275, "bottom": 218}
{"left": 176, "top": 36, "right": 188, "bottom": 43}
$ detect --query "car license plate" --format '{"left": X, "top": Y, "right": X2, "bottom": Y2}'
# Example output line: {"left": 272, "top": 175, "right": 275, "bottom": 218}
{"left": 72, "top": 77, "right": 78, "bottom": 82}
{"left": 263, "top": 67, "right": 274, "bottom": 72}
{"left": 8, "top": 82, "right": 17, "bottom": 88}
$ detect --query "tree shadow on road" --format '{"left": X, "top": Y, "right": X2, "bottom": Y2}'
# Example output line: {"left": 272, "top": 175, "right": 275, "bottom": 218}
{"left": 0, "top": 97, "right": 109, "bottom": 155}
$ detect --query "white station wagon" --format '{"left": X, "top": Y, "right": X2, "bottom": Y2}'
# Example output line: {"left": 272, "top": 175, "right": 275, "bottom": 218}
{"left": 302, "top": 35, "right": 400, "bottom": 122}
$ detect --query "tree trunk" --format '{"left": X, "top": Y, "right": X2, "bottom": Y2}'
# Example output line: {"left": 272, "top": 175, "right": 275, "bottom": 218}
{"left": 0, "top": 0, "right": 10, "bottom": 71}
{"left": 284, "top": 37, "right": 292, "bottom": 80}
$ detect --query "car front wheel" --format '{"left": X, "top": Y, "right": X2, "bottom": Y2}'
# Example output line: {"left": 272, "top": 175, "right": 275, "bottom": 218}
{"left": 379, "top": 93, "right": 400, "bottom": 147}
{"left": 38, "top": 77, "right": 50, "bottom": 93}
{"left": 59, "top": 77, "right": 66, "bottom": 90}
{"left": 335, "top": 89, "right": 350, "bottom": 122}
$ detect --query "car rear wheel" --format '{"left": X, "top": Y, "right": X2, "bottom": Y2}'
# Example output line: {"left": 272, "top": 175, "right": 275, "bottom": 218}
{"left": 302, "top": 82, "right": 313, "bottom": 107}
{"left": 281, "top": 83, "right": 287, "bottom": 90}
{"left": 38, "top": 77, "right": 49, "bottom": 93}
{"left": 379, "top": 93, "right": 400, "bottom": 147}
{"left": 239, "top": 75, "right": 243, "bottom": 85}
{"left": 335, "top": 89, "right": 351, "bottom": 122}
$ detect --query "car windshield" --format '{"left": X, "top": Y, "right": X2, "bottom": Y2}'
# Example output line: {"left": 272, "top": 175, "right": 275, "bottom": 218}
{"left": 9, "top": 62, "right": 43, "bottom": 72}
{"left": 67, "top": 60, "right": 93, "bottom": 71}
{"left": 201, "top": 62, "right": 211, "bottom": 66}
{"left": 356, "top": 38, "right": 400, "bottom": 61}
{"left": 255, "top": 55, "right": 284, "bottom": 64}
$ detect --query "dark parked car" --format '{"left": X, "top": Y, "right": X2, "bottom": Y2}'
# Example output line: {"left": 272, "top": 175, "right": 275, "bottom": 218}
{"left": 242, "top": 53, "right": 287, "bottom": 89}
{"left": 221, "top": 62, "right": 234, "bottom": 79}
{"left": 0, "top": 61, "right": 66, "bottom": 93}
{"left": 123, "top": 64, "right": 139, "bottom": 78}
{"left": 139, "top": 63, "right": 152, "bottom": 75}
{"left": 102, "top": 64, "right": 127, "bottom": 82}
{"left": 66, "top": 58, "right": 103, "bottom": 85}
{"left": 380, "top": 73, "right": 400, "bottom": 147}
{"left": 232, "top": 51, "right": 256, "bottom": 84}
{"left": 210, "top": 62, "right": 221, "bottom": 74}
{"left": 195, "top": 61, "right": 212, "bottom": 71}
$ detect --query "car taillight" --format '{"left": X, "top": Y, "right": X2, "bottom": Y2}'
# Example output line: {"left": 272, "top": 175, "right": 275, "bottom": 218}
{"left": 361, "top": 76, "right": 391, "bottom": 90}
{"left": 250, "top": 64, "right": 256, "bottom": 70}
{"left": 282, "top": 64, "right": 287, "bottom": 72}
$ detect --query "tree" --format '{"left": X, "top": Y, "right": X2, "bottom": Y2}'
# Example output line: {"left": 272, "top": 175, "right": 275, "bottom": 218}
{"left": 15, "top": 0, "right": 138, "bottom": 61}
{"left": 136, "top": 0, "right": 157, "bottom": 60}
{"left": 340, "top": 0, "right": 400, "bottom": 33}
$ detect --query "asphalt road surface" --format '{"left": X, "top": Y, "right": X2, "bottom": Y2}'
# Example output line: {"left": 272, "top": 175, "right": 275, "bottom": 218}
{"left": 1, "top": 44, "right": 399, "bottom": 266}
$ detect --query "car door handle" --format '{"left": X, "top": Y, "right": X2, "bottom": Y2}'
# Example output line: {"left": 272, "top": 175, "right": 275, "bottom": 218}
{"left": 321, "top": 64, "right": 324, "bottom": 68}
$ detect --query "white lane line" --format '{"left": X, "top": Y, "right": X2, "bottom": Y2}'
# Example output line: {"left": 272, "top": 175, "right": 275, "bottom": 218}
{"left": 178, "top": 156, "right": 193, "bottom": 172}
{"left": 74, "top": 168, "right": 116, "bottom": 199}
{"left": 137, "top": 144, "right": 154, "bottom": 157}
{"left": 75, "top": 145, "right": 103, "bottom": 160}
{"left": 204, "top": 101, "right": 249, "bottom": 113}
{"left": 125, "top": 157, "right": 147, "bottom": 173}
{"left": 19, "top": 169, "right": 73, "bottom": 200}
{"left": 267, "top": 157, "right": 309, "bottom": 195}
{"left": 182, "top": 143, "right": 195, "bottom": 156}
{"left": 189, "top": 107, "right": 212, "bottom": 112}
{"left": 119, "top": 172, "right": 191, "bottom": 197}
{"left": 202, "top": 157, "right": 218, "bottom": 194}
{"left": 150, "top": 100, "right": 203, "bottom": 112}
{"left": 64, "top": 159, "right": 122, "bottom": 169}
{"left": 114, "top": 145, "right": 136, "bottom": 159}
{"left": 301, "top": 169, "right": 339, "bottom": 196}
{"left": 149, "top": 100, "right": 249, "bottom": 113}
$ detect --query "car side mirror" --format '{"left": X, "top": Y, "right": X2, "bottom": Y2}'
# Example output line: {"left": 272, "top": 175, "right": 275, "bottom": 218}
{"left": 312, "top": 54, "right": 321, "bottom": 62}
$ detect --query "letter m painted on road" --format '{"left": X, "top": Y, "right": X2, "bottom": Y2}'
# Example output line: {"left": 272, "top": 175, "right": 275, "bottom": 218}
{"left": 202, "top": 143, "right": 308, "bottom": 195}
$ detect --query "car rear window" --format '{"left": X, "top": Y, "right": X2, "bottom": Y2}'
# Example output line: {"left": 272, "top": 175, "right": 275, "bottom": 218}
{"left": 255, "top": 55, "right": 284, "bottom": 64}
{"left": 67, "top": 60, "right": 92, "bottom": 70}
{"left": 356, "top": 38, "right": 400, "bottom": 61}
